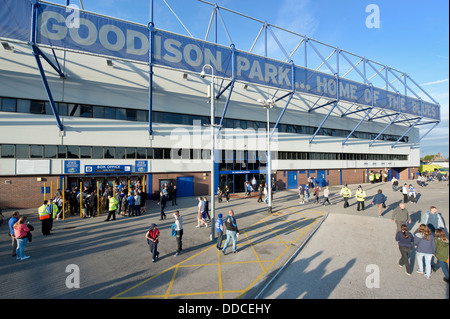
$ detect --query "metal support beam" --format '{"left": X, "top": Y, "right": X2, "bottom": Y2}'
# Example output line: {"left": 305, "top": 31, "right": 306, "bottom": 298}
{"left": 30, "top": 0, "right": 64, "bottom": 132}
{"left": 342, "top": 107, "right": 373, "bottom": 145}
{"left": 410, "top": 122, "right": 440, "bottom": 149}
{"left": 309, "top": 101, "right": 339, "bottom": 144}
{"left": 391, "top": 117, "right": 423, "bottom": 148}
{"left": 270, "top": 62, "right": 295, "bottom": 140}
{"left": 369, "top": 113, "right": 402, "bottom": 147}
{"left": 216, "top": 44, "right": 235, "bottom": 139}
{"left": 148, "top": 0, "right": 154, "bottom": 136}
{"left": 309, "top": 99, "right": 337, "bottom": 112}
{"left": 341, "top": 107, "right": 371, "bottom": 118}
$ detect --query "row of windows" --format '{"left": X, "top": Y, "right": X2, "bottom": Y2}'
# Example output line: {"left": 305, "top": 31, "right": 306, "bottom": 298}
{"left": 0, "top": 97, "right": 408, "bottom": 143}
{"left": 0, "top": 144, "right": 408, "bottom": 162}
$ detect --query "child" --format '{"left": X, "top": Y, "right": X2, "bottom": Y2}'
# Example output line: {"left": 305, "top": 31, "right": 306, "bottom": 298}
{"left": 408, "top": 184, "right": 416, "bottom": 203}
{"left": 414, "top": 224, "right": 435, "bottom": 279}
{"left": 433, "top": 228, "right": 449, "bottom": 283}
{"left": 395, "top": 224, "right": 414, "bottom": 275}
{"left": 215, "top": 213, "right": 224, "bottom": 250}
{"left": 146, "top": 223, "right": 160, "bottom": 262}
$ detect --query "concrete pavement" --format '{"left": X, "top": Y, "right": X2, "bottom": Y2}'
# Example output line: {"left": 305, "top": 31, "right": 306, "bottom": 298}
{"left": 0, "top": 179, "right": 447, "bottom": 299}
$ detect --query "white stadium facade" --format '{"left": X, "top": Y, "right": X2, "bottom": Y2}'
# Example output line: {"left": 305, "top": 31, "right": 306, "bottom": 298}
{"left": 0, "top": 0, "right": 441, "bottom": 209}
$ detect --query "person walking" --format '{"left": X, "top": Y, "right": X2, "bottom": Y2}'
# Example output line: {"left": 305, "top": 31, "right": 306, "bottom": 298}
{"left": 391, "top": 203, "right": 411, "bottom": 232}
{"left": 224, "top": 185, "right": 230, "bottom": 202}
{"left": 355, "top": 185, "right": 366, "bottom": 211}
{"left": 222, "top": 210, "right": 239, "bottom": 255}
{"left": 263, "top": 183, "right": 269, "bottom": 204}
{"left": 173, "top": 211, "right": 183, "bottom": 256}
{"left": 196, "top": 197, "right": 208, "bottom": 228}
{"left": 371, "top": 189, "right": 387, "bottom": 217}
{"left": 395, "top": 224, "right": 414, "bottom": 275}
{"left": 13, "top": 216, "right": 32, "bottom": 261}
{"left": 104, "top": 195, "right": 118, "bottom": 221}
{"left": 146, "top": 223, "right": 160, "bottom": 262}
{"left": 257, "top": 184, "right": 263, "bottom": 203}
{"left": 402, "top": 183, "right": 409, "bottom": 203}
{"left": 433, "top": 228, "right": 449, "bottom": 283}
{"left": 313, "top": 184, "right": 321, "bottom": 204}
{"left": 171, "top": 185, "right": 178, "bottom": 206}
{"left": 215, "top": 213, "right": 224, "bottom": 250}
{"left": 414, "top": 224, "right": 435, "bottom": 279}
{"left": 8, "top": 211, "right": 20, "bottom": 257}
{"left": 217, "top": 187, "right": 223, "bottom": 203}
{"left": 298, "top": 185, "right": 305, "bottom": 204}
{"left": 203, "top": 196, "right": 211, "bottom": 222}
{"left": 127, "top": 192, "right": 135, "bottom": 217}
{"left": 421, "top": 206, "right": 446, "bottom": 236}
{"left": 134, "top": 191, "right": 141, "bottom": 216}
{"left": 340, "top": 184, "right": 351, "bottom": 208}
{"left": 408, "top": 184, "right": 416, "bottom": 203}
{"left": 159, "top": 192, "right": 167, "bottom": 220}
{"left": 322, "top": 186, "right": 332, "bottom": 206}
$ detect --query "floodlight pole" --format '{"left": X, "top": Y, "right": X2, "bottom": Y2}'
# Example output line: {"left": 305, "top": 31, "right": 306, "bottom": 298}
{"left": 201, "top": 64, "right": 216, "bottom": 241}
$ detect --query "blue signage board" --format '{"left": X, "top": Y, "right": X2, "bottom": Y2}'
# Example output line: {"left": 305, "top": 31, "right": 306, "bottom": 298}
{"left": 85, "top": 165, "right": 131, "bottom": 174}
{"left": 135, "top": 160, "right": 148, "bottom": 173}
{"left": 0, "top": 0, "right": 440, "bottom": 121}
{"left": 64, "top": 160, "right": 80, "bottom": 174}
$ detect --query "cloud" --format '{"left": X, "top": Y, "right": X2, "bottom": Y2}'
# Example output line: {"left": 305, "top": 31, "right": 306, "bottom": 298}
{"left": 420, "top": 78, "right": 449, "bottom": 87}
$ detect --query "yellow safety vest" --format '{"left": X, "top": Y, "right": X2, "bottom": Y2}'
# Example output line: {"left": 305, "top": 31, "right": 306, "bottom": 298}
{"left": 340, "top": 187, "right": 351, "bottom": 197}
{"left": 356, "top": 190, "right": 366, "bottom": 201}
{"left": 369, "top": 174, "right": 374, "bottom": 181}
{"left": 38, "top": 204, "right": 50, "bottom": 220}
{"left": 51, "top": 202, "right": 58, "bottom": 218}
{"left": 109, "top": 198, "right": 118, "bottom": 211}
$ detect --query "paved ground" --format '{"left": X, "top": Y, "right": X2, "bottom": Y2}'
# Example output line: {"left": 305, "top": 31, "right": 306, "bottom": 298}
{"left": 0, "top": 179, "right": 448, "bottom": 300}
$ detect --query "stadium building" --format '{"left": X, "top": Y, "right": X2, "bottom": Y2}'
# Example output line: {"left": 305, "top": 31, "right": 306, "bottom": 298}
{"left": 0, "top": 0, "right": 441, "bottom": 209}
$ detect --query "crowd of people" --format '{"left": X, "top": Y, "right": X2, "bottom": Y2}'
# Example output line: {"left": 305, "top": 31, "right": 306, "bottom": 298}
{"left": 2, "top": 174, "right": 448, "bottom": 286}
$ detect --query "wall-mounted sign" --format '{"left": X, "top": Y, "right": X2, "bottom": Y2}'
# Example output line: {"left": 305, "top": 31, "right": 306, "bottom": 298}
{"left": 84, "top": 165, "right": 131, "bottom": 174}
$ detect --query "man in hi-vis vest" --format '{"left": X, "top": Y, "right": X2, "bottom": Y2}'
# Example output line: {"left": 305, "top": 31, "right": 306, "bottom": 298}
{"left": 38, "top": 200, "right": 52, "bottom": 235}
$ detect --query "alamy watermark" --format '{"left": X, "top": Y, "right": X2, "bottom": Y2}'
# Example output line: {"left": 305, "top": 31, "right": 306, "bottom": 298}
{"left": 366, "top": 4, "right": 380, "bottom": 29}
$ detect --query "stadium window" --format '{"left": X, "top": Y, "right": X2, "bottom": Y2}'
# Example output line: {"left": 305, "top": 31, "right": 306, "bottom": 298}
{"left": 16, "top": 144, "right": 29, "bottom": 159}
{"left": 16, "top": 99, "right": 30, "bottom": 113}
{"left": 116, "top": 147, "right": 125, "bottom": 159}
{"left": 1, "top": 144, "right": 15, "bottom": 158}
{"left": 104, "top": 147, "right": 115, "bottom": 159}
{"left": 44, "top": 145, "right": 57, "bottom": 159}
{"left": 154, "top": 148, "right": 163, "bottom": 159}
{"left": 58, "top": 103, "right": 68, "bottom": 116}
{"left": 68, "top": 104, "right": 80, "bottom": 117}
{"left": 80, "top": 105, "right": 93, "bottom": 118}
{"left": 93, "top": 106, "right": 105, "bottom": 119}
{"left": 146, "top": 148, "right": 154, "bottom": 159}
{"left": 67, "top": 146, "right": 79, "bottom": 159}
{"left": 126, "top": 148, "right": 136, "bottom": 159}
{"left": 137, "top": 110, "right": 148, "bottom": 122}
{"left": 80, "top": 146, "right": 92, "bottom": 158}
{"left": 57, "top": 145, "right": 67, "bottom": 159}
{"left": 104, "top": 107, "right": 116, "bottom": 119}
{"left": 116, "top": 108, "right": 126, "bottom": 120}
{"left": 136, "top": 148, "right": 146, "bottom": 159}
{"left": 92, "top": 147, "right": 103, "bottom": 159}
{"left": 1, "top": 98, "right": 16, "bottom": 112}
{"left": 30, "top": 100, "right": 45, "bottom": 114}
{"left": 30, "top": 145, "right": 43, "bottom": 158}
{"left": 126, "top": 109, "right": 137, "bottom": 121}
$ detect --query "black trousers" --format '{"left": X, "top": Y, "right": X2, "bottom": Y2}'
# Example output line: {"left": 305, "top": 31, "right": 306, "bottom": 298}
{"left": 343, "top": 197, "right": 349, "bottom": 208}
{"left": 398, "top": 245, "right": 412, "bottom": 274}
{"left": 176, "top": 229, "right": 183, "bottom": 253}
{"left": 41, "top": 218, "right": 52, "bottom": 235}
{"left": 357, "top": 201, "right": 365, "bottom": 211}
{"left": 105, "top": 210, "right": 116, "bottom": 221}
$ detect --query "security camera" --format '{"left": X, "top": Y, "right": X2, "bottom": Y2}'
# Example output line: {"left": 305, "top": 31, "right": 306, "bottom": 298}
{"left": 200, "top": 70, "right": 206, "bottom": 78}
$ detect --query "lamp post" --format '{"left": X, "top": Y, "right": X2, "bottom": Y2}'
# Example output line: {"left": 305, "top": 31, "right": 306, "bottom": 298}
{"left": 201, "top": 64, "right": 216, "bottom": 240}
{"left": 257, "top": 98, "right": 274, "bottom": 213}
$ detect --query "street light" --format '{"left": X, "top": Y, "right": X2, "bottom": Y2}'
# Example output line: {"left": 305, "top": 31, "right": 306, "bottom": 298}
{"left": 201, "top": 64, "right": 216, "bottom": 240}
{"left": 257, "top": 98, "right": 274, "bottom": 213}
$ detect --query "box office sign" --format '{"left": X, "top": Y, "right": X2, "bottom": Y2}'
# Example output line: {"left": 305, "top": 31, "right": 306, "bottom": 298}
{"left": 84, "top": 165, "right": 131, "bottom": 174}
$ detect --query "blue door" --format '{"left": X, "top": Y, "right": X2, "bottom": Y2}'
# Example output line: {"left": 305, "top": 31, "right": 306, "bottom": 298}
{"left": 176, "top": 176, "right": 194, "bottom": 197}
{"left": 317, "top": 170, "right": 327, "bottom": 187}
{"left": 287, "top": 171, "right": 298, "bottom": 189}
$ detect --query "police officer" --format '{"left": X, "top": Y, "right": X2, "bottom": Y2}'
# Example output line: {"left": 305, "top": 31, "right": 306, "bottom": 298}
{"left": 355, "top": 185, "right": 366, "bottom": 211}
{"left": 38, "top": 200, "right": 51, "bottom": 235}
{"left": 340, "top": 184, "right": 352, "bottom": 208}
{"left": 105, "top": 195, "right": 118, "bottom": 221}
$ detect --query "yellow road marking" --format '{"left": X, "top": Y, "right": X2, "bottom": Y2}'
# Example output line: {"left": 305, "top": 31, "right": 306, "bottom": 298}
{"left": 112, "top": 207, "right": 325, "bottom": 299}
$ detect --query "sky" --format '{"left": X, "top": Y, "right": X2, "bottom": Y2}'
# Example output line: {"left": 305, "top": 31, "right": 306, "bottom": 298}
{"left": 56, "top": 0, "right": 449, "bottom": 157}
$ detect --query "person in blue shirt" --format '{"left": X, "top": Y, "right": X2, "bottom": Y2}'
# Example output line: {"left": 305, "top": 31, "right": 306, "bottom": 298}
{"left": 127, "top": 192, "right": 135, "bottom": 216}
{"left": 8, "top": 211, "right": 20, "bottom": 257}
{"left": 216, "top": 213, "right": 224, "bottom": 250}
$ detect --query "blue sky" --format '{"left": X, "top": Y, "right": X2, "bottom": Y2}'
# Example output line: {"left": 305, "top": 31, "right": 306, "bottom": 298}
{"left": 57, "top": 0, "right": 449, "bottom": 157}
